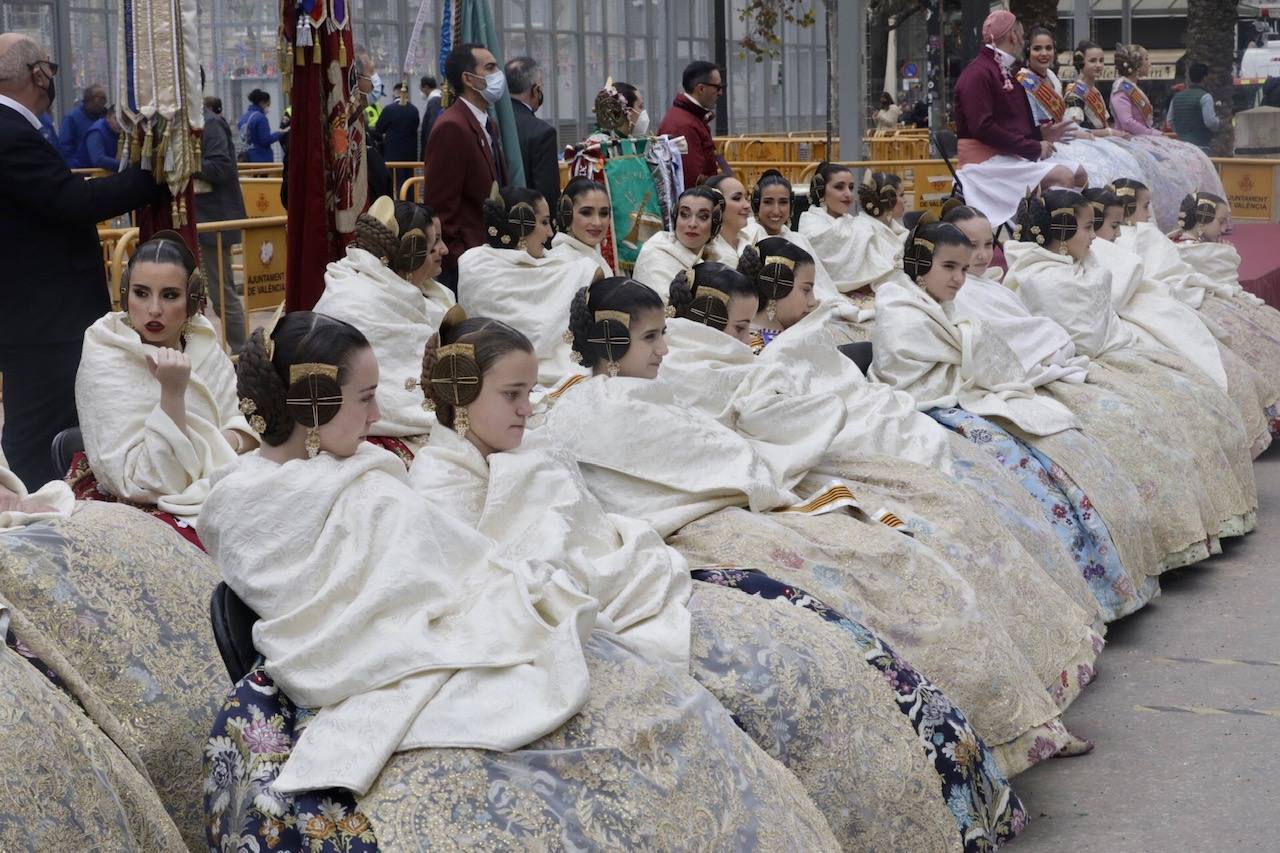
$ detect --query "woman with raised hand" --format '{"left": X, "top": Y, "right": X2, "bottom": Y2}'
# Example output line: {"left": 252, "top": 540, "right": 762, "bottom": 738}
{"left": 200, "top": 309, "right": 836, "bottom": 850}
{"left": 457, "top": 185, "right": 601, "bottom": 387}
{"left": 631, "top": 184, "right": 723, "bottom": 296}
{"left": 410, "top": 304, "right": 1026, "bottom": 849}
{"left": 548, "top": 176, "right": 616, "bottom": 276}
{"left": 542, "top": 276, "right": 1093, "bottom": 786}
{"left": 703, "top": 174, "right": 765, "bottom": 265}
{"left": 1003, "top": 190, "right": 1258, "bottom": 549}
{"left": 72, "top": 232, "right": 255, "bottom": 548}
{"left": 314, "top": 196, "right": 454, "bottom": 461}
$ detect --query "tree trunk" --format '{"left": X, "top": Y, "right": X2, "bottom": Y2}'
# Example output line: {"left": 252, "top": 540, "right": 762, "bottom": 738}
{"left": 1184, "top": 0, "right": 1237, "bottom": 155}
{"left": 1008, "top": 0, "right": 1060, "bottom": 33}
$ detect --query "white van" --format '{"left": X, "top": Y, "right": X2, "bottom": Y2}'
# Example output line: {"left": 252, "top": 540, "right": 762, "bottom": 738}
{"left": 1240, "top": 34, "right": 1280, "bottom": 83}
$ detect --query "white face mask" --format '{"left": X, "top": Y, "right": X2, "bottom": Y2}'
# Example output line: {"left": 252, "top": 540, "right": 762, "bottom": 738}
{"left": 631, "top": 109, "right": 650, "bottom": 136}
{"left": 469, "top": 69, "right": 508, "bottom": 105}
{"left": 369, "top": 72, "right": 384, "bottom": 102}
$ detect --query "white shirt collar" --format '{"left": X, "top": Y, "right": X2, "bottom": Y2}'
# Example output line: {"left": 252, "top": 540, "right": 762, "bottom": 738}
{"left": 988, "top": 45, "right": 1017, "bottom": 69}
{"left": 0, "top": 94, "right": 41, "bottom": 131}
{"left": 460, "top": 96, "right": 491, "bottom": 132}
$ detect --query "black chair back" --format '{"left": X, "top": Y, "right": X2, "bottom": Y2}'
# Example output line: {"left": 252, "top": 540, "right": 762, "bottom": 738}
{"left": 209, "top": 582, "right": 261, "bottom": 684}
{"left": 50, "top": 426, "right": 84, "bottom": 479}
{"left": 837, "top": 341, "right": 874, "bottom": 376}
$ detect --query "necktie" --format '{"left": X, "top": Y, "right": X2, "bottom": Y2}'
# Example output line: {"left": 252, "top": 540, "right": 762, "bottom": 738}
{"left": 485, "top": 117, "right": 507, "bottom": 185}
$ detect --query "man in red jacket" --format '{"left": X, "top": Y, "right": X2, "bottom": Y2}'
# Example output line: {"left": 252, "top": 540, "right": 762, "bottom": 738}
{"left": 657, "top": 60, "right": 724, "bottom": 188}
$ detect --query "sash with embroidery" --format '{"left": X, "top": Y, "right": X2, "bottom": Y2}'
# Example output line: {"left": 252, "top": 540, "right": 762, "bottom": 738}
{"left": 1116, "top": 79, "right": 1153, "bottom": 126}
{"left": 1017, "top": 69, "right": 1066, "bottom": 123}
{"left": 1067, "top": 81, "right": 1109, "bottom": 130}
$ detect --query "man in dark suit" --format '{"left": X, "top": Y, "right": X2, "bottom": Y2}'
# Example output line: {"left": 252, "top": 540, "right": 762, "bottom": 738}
{"left": 504, "top": 56, "right": 559, "bottom": 211}
{"left": 374, "top": 83, "right": 421, "bottom": 192}
{"left": 424, "top": 42, "right": 507, "bottom": 289}
{"left": 0, "top": 34, "right": 162, "bottom": 489}
{"left": 419, "top": 75, "right": 443, "bottom": 153}
{"left": 196, "top": 77, "right": 249, "bottom": 352}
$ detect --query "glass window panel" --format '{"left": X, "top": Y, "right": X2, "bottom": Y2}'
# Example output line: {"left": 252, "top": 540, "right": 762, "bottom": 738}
{"left": 730, "top": 57, "right": 749, "bottom": 135}
{"left": 626, "top": 0, "right": 647, "bottom": 32}
{"left": 584, "top": 0, "right": 603, "bottom": 32}
{"left": 554, "top": 32, "right": 579, "bottom": 123}
{"left": 628, "top": 38, "right": 650, "bottom": 102}
{"left": 364, "top": 0, "right": 392, "bottom": 17}
{"left": 607, "top": 36, "right": 625, "bottom": 75}
{"left": 504, "top": 30, "right": 528, "bottom": 63}
{"left": 1, "top": 3, "right": 56, "bottom": 50}
{"left": 604, "top": 0, "right": 623, "bottom": 32}
{"left": 530, "top": 0, "right": 549, "bottom": 29}
{"left": 584, "top": 32, "right": 607, "bottom": 94}
{"left": 555, "top": 0, "right": 575, "bottom": 30}
{"left": 68, "top": 9, "right": 111, "bottom": 95}
{"left": 505, "top": 0, "right": 526, "bottom": 28}
{"left": 691, "top": 0, "right": 709, "bottom": 39}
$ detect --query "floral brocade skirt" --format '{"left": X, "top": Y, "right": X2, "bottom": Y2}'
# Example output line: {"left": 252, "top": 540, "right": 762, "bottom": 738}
{"left": 63, "top": 451, "right": 205, "bottom": 550}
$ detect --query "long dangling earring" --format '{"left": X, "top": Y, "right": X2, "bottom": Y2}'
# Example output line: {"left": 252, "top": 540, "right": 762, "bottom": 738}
{"left": 766, "top": 299, "right": 777, "bottom": 322}
{"left": 1057, "top": 243, "right": 1071, "bottom": 256}
{"left": 455, "top": 406, "right": 471, "bottom": 440}
{"left": 606, "top": 361, "right": 620, "bottom": 378}
{"left": 180, "top": 318, "right": 194, "bottom": 341}
{"left": 304, "top": 426, "right": 321, "bottom": 458}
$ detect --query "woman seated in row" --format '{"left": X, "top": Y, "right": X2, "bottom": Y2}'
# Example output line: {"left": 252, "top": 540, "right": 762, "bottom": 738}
{"left": 313, "top": 197, "right": 452, "bottom": 462}
{"left": 947, "top": 200, "right": 1247, "bottom": 593}
{"left": 704, "top": 174, "right": 764, "bottom": 264}
{"left": 72, "top": 232, "right": 255, "bottom": 548}
{"left": 749, "top": 169, "right": 838, "bottom": 300}
{"left": 1083, "top": 188, "right": 1277, "bottom": 452}
{"left": 1002, "top": 191, "right": 1258, "bottom": 539}
{"left": 631, "top": 185, "right": 723, "bottom": 297}
{"left": 543, "top": 276, "right": 1095, "bottom": 778}
{"left": 457, "top": 185, "right": 601, "bottom": 387}
{"left": 548, "top": 176, "right": 615, "bottom": 276}
{"left": 408, "top": 305, "right": 1027, "bottom": 849}
{"left": 200, "top": 310, "right": 839, "bottom": 850}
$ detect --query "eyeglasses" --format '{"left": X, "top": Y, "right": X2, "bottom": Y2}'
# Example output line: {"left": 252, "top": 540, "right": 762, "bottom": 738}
{"left": 27, "top": 60, "right": 59, "bottom": 76}
{"left": 701, "top": 81, "right": 724, "bottom": 92}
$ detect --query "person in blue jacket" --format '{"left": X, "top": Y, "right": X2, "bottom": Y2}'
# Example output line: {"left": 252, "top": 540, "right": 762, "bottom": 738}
{"left": 37, "top": 111, "right": 57, "bottom": 148}
{"left": 72, "top": 109, "right": 121, "bottom": 171}
{"left": 236, "top": 89, "right": 287, "bottom": 163}
{"left": 57, "top": 84, "right": 107, "bottom": 163}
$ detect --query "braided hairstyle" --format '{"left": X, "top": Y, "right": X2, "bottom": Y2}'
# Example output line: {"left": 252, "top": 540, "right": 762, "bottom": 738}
{"left": 1073, "top": 39, "right": 1101, "bottom": 73}
{"left": 857, "top": 171, "right": 901, "bottom": 219}
{"left": 809, "top": 161, "right": 854, "bottom": 208}
{"left": 1107, "top": 178, "right": 1147, "bottom": 223}
{"left": 738, "top": 238, "right": 813, "bottom": 312}
{"left": 1082, "top": 187, "right": 1122, "bottom": 232}
{"left": 420, "top": 310, "right": 533, "bottom": 429}
{"left": 1114, "top": 44, "right": 1146, "bottom": 78}
{"left": 568, "top": 277, "right": 664, "bottom": 374}
{"left": 669, "top": 261, "right": 758, "bottom": 331}
{"left": 354, "top": 199, "right": 435, "bottom": 274}
{"left": 751, "top": 169, "right": 793, "bottom": 216}
{"left": 482, "top": 185, "right": 545, "bottom": 249}
{"left": 941, "top": 199, "right": 985, "bottom": 226}
{"left": 1012, "top": 188, "right": 1089, "bottom": 248}
{"left": 235, "top": 312, "right": 370, "bottom": 447}
{"left": 1178, "top": 191, "right": 1225, "bottom": 233}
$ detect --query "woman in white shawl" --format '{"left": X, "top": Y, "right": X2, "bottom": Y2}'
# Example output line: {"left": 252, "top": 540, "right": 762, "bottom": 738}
{"left": 548, "top": 176, "right": 615, "bottom": 276}
{"left": 1003, "top": 190, "right": 1258, "bottom": 546}
{"left": 704, "top": 174, "right": 766, "bottom": 265}
{"left": 547, "top": 278, "right": 1091, "bottom": 785}
{"left": 408, "top": 306, "right": 1025, "bottom": 849}
{"left": 1083, "top": 188, "right": 1276, "bottom": 453}
{"left": 72, "top": 233, "right": 255, "bottom": 548}
{"left": 873, "top": 219, "right": 1176, "bottom": 612}
{"left": 457, "top": 185, "right": 601, "bottom": 387}
{"left": 750, "top": 169, "right": 839, "bottom": 302}
{"left": 949, "top": 203, "right": 1232, "bottom": 603}
{"left": 314, "top": 197, "right": 454, "bottom": 462}
{"left": 661, "top": 260, "right": 1105, "bottom": 696}
{"left": 631, "top": 185, "right": 721, "bottom": 297}
{"left": 200, "top": 310, "right": 835, "bottom": 849}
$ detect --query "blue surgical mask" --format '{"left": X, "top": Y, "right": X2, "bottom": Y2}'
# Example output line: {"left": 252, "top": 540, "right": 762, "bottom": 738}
{"left": 469, "top": 69, "right": 507, "bottom": 105}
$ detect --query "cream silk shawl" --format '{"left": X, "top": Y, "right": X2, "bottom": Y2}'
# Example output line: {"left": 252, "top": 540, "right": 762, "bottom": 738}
{"left": 411, "top": 426, "right": 693, "bottom": 668}
{"left": 200, "top": 443, "right": 595, "bottom": 795}
{"left": 631, "top": 230, "right": 703, "bottom": 300}
{"left": 457, "top": 245, "right": 600, "bottom": 387}
{"left": 1088, "top": 236, "right": 1229, "bottom": 389}
{"left": 798, "top": 207, "right": 904, "bottom": 299}
{"left": 758, "top": 302, "right": 955, "bottom": 473}
{"left": 534, "top": 376, "right": 801, "bottom": 537}
{"left": 549, "top": 231, "right": 614, "bottom": 277}
{"left": 1115, "top": 223, "right": 1228, "bottom": 308}
{"left": 315, "top": 247, "right": 456, "bottom": 445}
{"left": 706, "top": 219, "right": 766, "bottom": 267}
{"left": 76, "top": 312, "right": 247, "bottom": 518}
{"left": 952, "top": 271, "right": 1091, "bottom": 387}
{"left": 1174, "top": 239, "right": 1264, "bottom": 305}
{"left": 0, "top": 466, "right": 74, "bottom": 530}
{"left": 658, "top": 318, "right": 848, "bottom": 490}
{"left": 871, "top": 277, "right": 1079, "bottom": 435}
{"left": 765, "top": 224, "right": 839, "bottom": 302}
{"left": 1004, "top": 241, "right": 1138, "bottom": 360}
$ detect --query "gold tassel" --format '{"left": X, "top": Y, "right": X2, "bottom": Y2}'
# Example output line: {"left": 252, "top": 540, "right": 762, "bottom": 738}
{"left": 313, "top": 38, "right": 322, "bottom": 64}
{"left": 338, "top": 40, "right": 347, "bottom": 68}
{"left": 296, "top": 45, "right": 306, "bottom": 66}
{"left": 141, "top": 124, "right": 153, "bottom": 159}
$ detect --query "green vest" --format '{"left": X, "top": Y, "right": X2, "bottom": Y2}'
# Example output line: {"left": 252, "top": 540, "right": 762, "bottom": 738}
{"left": 1170, "top": 86, "right": 1213, "bottom": 149}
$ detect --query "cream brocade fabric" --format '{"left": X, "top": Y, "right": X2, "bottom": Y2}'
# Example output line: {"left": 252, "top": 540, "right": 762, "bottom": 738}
{"left": 356, "top": 630, "right": 842, "bottom": 851}
{"left": 0, "top": 503, "right": 227, "bottom": 849}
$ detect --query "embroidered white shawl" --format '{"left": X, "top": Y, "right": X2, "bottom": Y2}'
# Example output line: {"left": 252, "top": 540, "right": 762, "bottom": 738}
{"left": 76, "top": 312, "right": 246, "bottom": 518}
{"left": 533, "top": 376, "right": 800, "bottom": 536}
{"left": 1090, "top": 236, "right": 1229, "bottom": 389}
{"left": 758, "top": 301, "right": 956, "bottom": 473}
{"left": 315, "top": 247, "right": 455, "bottom": 446}
{"left": 631, "top": 230, "right": 704, "bottom": 300}
{"left": 457, "top": 245, "right": 600, "bottom": 387}
{"left": 1174, "top": 239, "right": 1263, "bottom": 305}
{"left": 549, "top": 231, "right": 614, "bottom": 277}
{"left": 951, "top": 271, "right": 1091, "bottom": 387}
{"left": 411, "top": 426, "right": 692, "bottom": 668}
{"left": 1116, "top": 223, "right": 1224, "bottom": 308}
{"left": 0, "top": 466, "right": 74, "bottom": 531}
{"left": 871, "top": 276, "right": 1079, "bottom": 435}
{"left": 798, "top": 207, "right": 904, "bottom": 297}
{"left": 200, "top": 443, "right": 595, "bottom": 794}
{"left": 1004, "top": 241, "right": 1137, "bottom": 360}
{"left": 706, "top": 219, "right": 767, "bottom": 267}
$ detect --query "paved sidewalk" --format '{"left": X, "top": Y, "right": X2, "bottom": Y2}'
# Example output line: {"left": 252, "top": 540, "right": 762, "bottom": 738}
{"left": 1011, "top": 444, "right": 1280, "bottom": 851}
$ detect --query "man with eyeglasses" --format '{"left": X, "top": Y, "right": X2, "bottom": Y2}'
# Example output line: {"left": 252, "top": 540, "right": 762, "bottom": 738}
{"left": 657, "top": 60, "right": 726, "bottom": 188}
{"left": 0, "top": 34, "right": 163, "bottom": 490}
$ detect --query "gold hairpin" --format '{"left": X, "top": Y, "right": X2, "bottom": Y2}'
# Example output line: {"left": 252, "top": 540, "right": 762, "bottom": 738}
{"left": 694, "top": 286, "right": 729, "bottom": 304}
{"left": 912, "top": 237, "right": 935, "bottom": 253}
{"left": 289, "top": 363, "right": 339, "bottom": 383}
{"left": 437, "top": 342, "right": 476, "bottom": 360}
{"left": 594, "top": 309, "right": 631, "bottom": 327}
{"left": 763, "top": 255, "right": 795, "bottom": 270}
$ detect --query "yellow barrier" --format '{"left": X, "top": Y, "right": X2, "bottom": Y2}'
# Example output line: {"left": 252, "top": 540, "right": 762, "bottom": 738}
{"left": 241, "top": 177, "right": 285, "bottom": 218}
